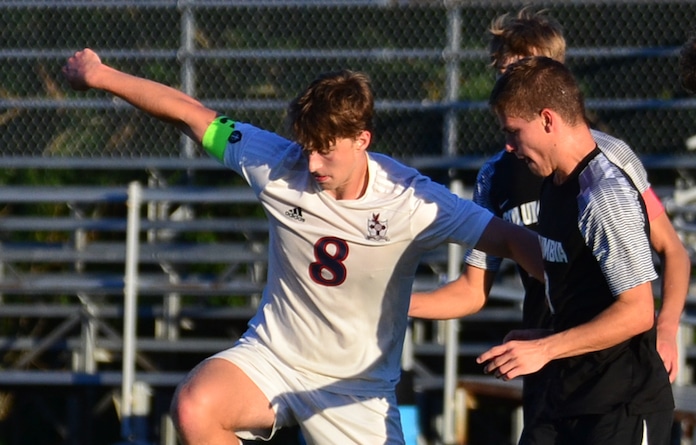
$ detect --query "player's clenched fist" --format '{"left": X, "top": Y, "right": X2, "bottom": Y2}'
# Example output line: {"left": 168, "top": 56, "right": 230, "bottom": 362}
{"left": 62, "top": 48, "right": 102, "bottom": 91}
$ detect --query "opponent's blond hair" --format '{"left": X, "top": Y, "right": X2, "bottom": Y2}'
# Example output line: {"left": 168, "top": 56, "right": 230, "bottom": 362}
{"left": 489, "top": 8, "right": 566, "bottom": 70}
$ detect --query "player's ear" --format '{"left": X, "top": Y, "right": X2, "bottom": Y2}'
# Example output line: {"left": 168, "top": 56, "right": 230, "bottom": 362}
{"left": 540, "top": 109, "right": 554, "bottom": 133}
{"left": 354, "top": 130, "right": 371, "bottom": 151}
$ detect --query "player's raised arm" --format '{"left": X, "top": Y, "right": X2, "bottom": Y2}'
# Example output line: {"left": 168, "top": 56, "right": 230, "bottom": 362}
{"left": 62, "top": 48, "right": 217, "bottom": 144}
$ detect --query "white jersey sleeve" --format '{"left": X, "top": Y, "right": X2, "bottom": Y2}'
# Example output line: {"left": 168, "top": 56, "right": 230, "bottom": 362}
{"left": 578, "top": 154, "right": 657, "bottom": 295}
{"left": 591, "top": 129, "right": 650, "bottom": 194}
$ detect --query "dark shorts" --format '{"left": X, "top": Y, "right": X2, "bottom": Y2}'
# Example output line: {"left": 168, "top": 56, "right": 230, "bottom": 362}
{"left": 518, "top": 407, "right": 674, "bottom": 445}
{"left": 522, "top": 366, "right": 551, "bottom": 427}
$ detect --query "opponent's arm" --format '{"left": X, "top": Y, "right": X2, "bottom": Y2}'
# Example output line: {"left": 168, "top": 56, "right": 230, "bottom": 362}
{"left": 477, "top": 282, "right": 655, "bottom": 380}
{"left": 62, "top": 48, "right": 217, "bottom": 144}
{"left": 408, "top": 265, "right": 494, "bottom": 319}
{"left": 648, "top": 211, "right": 690, "bottom": 382}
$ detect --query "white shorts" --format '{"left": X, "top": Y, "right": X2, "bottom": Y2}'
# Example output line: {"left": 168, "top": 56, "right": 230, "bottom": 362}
{"left": 210, "top": 336, "right": 406, "bottom": 445}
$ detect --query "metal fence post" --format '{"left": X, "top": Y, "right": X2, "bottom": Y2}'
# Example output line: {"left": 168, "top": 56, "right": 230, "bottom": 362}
{"left": 122, "top": 181, "right": 143, "bottom": 442}
{"left": 442, "top": 4, "right": 462, "bottom": 444}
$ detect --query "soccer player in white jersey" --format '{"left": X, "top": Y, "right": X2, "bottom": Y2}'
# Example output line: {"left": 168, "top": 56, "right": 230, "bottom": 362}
{"left": 479, "top": 56, "right": 674, "bottom": 445}
{"left": 62, "top": 48, "right": 543, "bottom": 445}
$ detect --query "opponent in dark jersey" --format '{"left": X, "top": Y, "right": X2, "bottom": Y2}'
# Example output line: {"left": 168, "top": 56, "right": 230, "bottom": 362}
{"left": 529, "top": 148, "right": 673, "bottom": 443}
{"left": 468, "top": 128, "right": 660, "bottom": 429}
{"left": 479, "top": 57, "right": 674, "bottom": 445}
{"left": 411, "top": 9, "right": 686, "bottom": 444}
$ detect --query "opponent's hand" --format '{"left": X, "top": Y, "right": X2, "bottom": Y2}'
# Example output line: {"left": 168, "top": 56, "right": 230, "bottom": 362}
{"left": 476, "top": 339, "right": 550, "bottom": 381}
{"left": 656, "top": 334, "right": 679, "bottom": 383}
{"left": 62, "top": 48, "right": 102, "bottom": 91}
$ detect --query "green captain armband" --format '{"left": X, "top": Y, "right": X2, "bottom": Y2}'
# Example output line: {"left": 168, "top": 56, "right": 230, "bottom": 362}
{"left": 202, "top": 116, "right": 237, "bottom": 162}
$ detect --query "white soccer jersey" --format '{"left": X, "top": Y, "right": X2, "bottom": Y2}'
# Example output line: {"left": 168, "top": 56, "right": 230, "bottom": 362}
{"left": 202, "top": 117, "right": 493, "bottom": 395}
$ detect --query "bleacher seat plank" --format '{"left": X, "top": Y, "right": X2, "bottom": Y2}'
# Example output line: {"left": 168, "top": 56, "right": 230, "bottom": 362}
{"left": 0, "top": 217, "right": 269, "bottom": 233}
{"left": 458, "top": 374, "right": 522, "bottom": 401}
{"left": 0, "top": 273, "right": 266, "bottom": 296}
{"left": 0, "top": 241, "right": 268, "bottom": 264}
{"left": 0, "top": 370, "right": 186, "bottom": 387}
{"left": 0, "top": 186, "right": 128, "bottom": 203}
{"left": 0, "top": 303, "right": 257, "bottom": 320}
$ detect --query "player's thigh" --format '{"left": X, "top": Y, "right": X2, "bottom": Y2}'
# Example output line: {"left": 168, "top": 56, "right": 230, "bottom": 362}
{"left": 297, "top": 392, "right": 404, "bottom": 445}
{"left": 175, "top": 357, "right": 275, "bottom": 430}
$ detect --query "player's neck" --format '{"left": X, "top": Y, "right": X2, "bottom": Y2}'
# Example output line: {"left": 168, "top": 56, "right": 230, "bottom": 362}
{"left": 333, "top": 163, "right": 369, "bottom": 200}
{"left": 552, "top": 128, "right": 597, "bottom": 185}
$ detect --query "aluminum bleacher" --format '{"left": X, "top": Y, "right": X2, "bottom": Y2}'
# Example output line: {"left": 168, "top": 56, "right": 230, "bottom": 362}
{"left": 2, "top": 1, "right": 696, "bottom": 442}
{"left": 0, "top": 165, "right": 473, "bottom": 444}
{"left": 0, "top": 171, "right": 277, "bottom": 443}
{"left": 3, "top": 159, "right": 693, "bottom": 445}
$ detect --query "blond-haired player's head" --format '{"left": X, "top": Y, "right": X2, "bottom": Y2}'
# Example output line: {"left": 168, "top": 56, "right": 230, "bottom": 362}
{"left": 488, "top": 8, "right": 566, "bottom": 74}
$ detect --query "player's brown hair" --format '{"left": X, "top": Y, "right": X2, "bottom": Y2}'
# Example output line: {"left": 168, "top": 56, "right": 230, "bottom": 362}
{"left": 680, "top": 32, "right": 696, "bottom": 93}
{"left": 489, "top": 56, "right": 586, "bottom": 126}
{"left": 287, "top": 70, "right": 375, "bottom": 153}
{"left": 488, "top": 8, "right": 566, "bottom": 72}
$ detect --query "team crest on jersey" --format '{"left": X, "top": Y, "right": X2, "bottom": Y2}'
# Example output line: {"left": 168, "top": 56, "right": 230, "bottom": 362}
{"left": 367, "top": 213, "right": 389, "bottom": 241}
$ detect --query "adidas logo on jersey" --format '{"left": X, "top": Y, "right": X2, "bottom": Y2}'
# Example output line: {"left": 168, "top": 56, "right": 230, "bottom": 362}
{"left": 285, "top": 207, "right": 305, "bottom": 222}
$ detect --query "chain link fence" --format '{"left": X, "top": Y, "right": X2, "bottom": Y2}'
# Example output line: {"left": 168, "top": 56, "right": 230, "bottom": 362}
{"left": 1, "top": 3, "right": 695, "bottom": 443}
{"left": 0, "top": 0, "right": 695, "bottom": 164}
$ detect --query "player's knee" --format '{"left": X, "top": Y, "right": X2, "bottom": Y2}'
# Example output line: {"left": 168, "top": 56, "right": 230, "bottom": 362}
{"left": 170, "top": 380, "right": 217, "bottom": 440}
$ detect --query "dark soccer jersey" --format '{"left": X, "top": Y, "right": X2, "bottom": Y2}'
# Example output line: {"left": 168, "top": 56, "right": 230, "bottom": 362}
{"left": 466, "top": 131, "right": 653, "bottom": 330}
{"left": 537, "top": 147, "right": 673, "bottom": 417}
